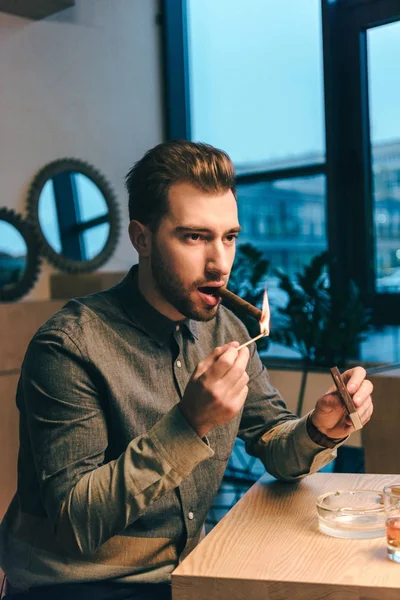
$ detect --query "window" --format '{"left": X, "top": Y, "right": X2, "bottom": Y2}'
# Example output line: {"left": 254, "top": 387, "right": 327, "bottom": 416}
{"left": 186, "top": 0, "right": 325, "bottom": 168}
{"left": 367, "top": 21, "right": 400, "bottom": 294}
{"left": 173, "top": 0, "right": 328, "bottom": 279}
{"left": 237, "top": 175, "right": 326, "bottom": 276}
{"left": 163, "top": 0, "right": 400, "bottom": 361}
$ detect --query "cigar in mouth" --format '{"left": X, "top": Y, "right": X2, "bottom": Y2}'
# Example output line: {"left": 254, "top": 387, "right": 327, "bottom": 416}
{"left": 216, "top": 287, "right": 262, "bottom": 321}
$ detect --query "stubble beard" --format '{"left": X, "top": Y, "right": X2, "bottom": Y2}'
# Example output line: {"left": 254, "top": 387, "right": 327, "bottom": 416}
{"left": 150, "top": 241, "right": 219, "bottom": 322}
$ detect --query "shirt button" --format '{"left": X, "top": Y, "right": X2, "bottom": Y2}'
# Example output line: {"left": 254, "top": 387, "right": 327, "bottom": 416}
{"left": 175, "top": 325, "right": 180, "bottom": 331}
{"left": 188, "top": 511, "right": 194, "bottom": 520}
{"left": 176, "top": 360, "right": 182, "bottom": 368}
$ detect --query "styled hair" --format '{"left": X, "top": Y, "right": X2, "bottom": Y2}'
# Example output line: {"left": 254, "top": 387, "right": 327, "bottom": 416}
{"left": 125, "top": 140, "right": 236, "bottom": 231}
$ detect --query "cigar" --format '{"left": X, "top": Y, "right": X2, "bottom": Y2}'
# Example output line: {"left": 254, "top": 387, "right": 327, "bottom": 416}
{"left": 330, "top": 366, "right": 363, "bottom": 430}
{"left": 217, "top": 287, "right": 262, "bottom": 321}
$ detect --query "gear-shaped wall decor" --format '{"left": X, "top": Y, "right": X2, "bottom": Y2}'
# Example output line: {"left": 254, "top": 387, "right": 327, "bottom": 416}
{"left": 0, "top": 207, "right": 42, "bottom": 302}
{"left": 26, "top": 158, "right": 120, "bottom": 274}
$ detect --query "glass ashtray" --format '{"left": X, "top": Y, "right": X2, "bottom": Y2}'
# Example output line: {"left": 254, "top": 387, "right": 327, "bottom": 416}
{"left": 316, "top": 489, "right": 385, "bottom": 539}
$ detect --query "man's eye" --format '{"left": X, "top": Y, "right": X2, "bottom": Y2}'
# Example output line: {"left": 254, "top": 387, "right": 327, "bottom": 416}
{"left": 226, "top": 234, "right": 238, "bottom": 242}
{"left": 186, "top": 233, "right": 203, "bottom": 241}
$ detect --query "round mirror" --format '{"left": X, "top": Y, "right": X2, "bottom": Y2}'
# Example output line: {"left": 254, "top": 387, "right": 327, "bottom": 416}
{"left": 26, "top": 158, "right": 120, "bottom": 273}
{"left": 0, "top": 208, "right": 41, "bottom": 302}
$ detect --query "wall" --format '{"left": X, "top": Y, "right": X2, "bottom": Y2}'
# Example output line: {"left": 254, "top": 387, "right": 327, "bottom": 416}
{"left": 0, "top": 0, "right": 163, "bottom": 299}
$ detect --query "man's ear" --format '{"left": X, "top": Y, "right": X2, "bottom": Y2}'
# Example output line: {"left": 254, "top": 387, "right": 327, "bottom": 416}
{"left": 128, "top": 220, "right": 152, "bottom": 257}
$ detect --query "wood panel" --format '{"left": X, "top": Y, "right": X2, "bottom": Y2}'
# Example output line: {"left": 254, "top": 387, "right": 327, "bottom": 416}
{"left": 50, "top": 271, "right": 126, "bottom": 300}
{"left": 267, "top": 369, "right": 302, "bottom": 415}
{"left": 363, "top": 374, "right": 400, "bottom": 474}
{"left": 0, "top": 374, "right": 19, "bottom": 519}
{"left": 173, "top": 578, "right": 400, "bottom": 600}
{"left": 0, "top": 300, "right": 63, "bottom": 372}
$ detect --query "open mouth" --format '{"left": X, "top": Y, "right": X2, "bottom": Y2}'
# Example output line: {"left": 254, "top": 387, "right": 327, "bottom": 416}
{"left": 197, "top": 286, "right": 221, "bottom": 306}
{"left": 198, "top": 286, "right": 220, "bottom": 296}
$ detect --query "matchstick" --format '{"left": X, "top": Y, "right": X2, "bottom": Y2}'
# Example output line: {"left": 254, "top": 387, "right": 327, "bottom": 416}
{"left": 237, "top": 332, "right": 268, "bottom": 350}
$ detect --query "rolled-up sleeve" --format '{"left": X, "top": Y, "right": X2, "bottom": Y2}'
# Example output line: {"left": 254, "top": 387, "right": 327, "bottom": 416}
{"left": 22, "top": 329, "right": 213, "bottom": 557}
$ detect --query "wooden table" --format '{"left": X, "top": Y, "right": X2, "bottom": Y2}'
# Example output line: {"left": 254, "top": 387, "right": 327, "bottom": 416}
{"left": 172, "top": 473, "right": 400, "bottom": 600}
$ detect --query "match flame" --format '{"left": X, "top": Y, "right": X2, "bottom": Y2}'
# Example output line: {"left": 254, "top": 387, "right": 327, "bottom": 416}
{"left": 260, "top": 288, "right": 270, "bottom": 336}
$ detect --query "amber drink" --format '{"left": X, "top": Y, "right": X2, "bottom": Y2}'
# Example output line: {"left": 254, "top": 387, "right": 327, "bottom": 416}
{"left": 383, "top": 485, "right": 400, "bottom": 563}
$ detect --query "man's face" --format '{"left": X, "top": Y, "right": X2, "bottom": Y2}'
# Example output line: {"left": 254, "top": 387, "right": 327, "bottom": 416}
{"left": 149, "top": 182, "right": 240, "bottom": 321}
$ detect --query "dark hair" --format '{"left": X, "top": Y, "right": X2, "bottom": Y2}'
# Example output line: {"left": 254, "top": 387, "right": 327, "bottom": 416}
{"left": 125, "top": 140, "right": 236, "bottom": 231}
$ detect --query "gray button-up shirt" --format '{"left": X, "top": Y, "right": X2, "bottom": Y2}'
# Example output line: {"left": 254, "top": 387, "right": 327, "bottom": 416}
{"left": 0, "top": 267, "right": 336, "bottom": 590}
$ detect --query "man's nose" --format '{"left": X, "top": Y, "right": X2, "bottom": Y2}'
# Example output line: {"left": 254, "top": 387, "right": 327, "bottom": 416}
{"left": 205, "top": 241, "right": 231, "bottom": 277}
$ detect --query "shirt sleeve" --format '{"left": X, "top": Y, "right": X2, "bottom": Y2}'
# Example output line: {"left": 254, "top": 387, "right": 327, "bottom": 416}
{"left": 21, "top": 329, "right": 213, "bottom": 557}
{"left": 238, "top": 344, "right": 341, "bottom": 481}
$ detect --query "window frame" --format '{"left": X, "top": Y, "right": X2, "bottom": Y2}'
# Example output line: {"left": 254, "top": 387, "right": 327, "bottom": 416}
{"left": 327, "top": 0, "right": 400, "bottom": 324}
{"left": 161, "top": 0, "right": 400, "bottom": 324}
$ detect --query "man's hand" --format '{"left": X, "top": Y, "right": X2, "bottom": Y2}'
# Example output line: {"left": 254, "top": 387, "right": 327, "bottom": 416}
{"left": 311, "top": 366, "right": 373, "bottom": 439}
{"left": 179, "top": 342, "right": 250, "bottom": 438}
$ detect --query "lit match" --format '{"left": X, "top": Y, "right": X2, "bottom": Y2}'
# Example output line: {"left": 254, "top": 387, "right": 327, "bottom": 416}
{"left": 237, "top": 288, "right": 270, "bottom": 349}
{"left": 216, "top": 287, "right": 270, "bottom": 350}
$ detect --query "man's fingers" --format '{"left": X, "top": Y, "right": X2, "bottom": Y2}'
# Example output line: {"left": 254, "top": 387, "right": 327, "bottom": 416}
{"left": 325, "top": 368, "right": 372, "bottom": 408}
{"left": 206, "top": 344, "right": 249, "bottom": 381}
{"left": 236, "top": 346, "right": 250, "bottom": 370}
{"left": 342, "top": 366, "right": 367, "bottom": 394}
{"left": 352, "top": 380, "right": 374, "bottom": 408}
{"left": 209, "top": 346, "right": 241, "bottom": 380}
{"left": 196, "top": 342, "right": 239, "bottom": 378}
{"left": 218, "top": 346, "right": 250, "bottom": 384}
{"left": 357, "top": 396, "right": 373, "bottom": 424}
{"left": 363, "top": 401, "right": 374, "bottom": 425}
{"left": 228, "top": 373, "right": 249, "bottom": 401}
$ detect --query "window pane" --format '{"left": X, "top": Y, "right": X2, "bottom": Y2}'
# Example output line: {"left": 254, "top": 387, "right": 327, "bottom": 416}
{"left": 38, "top": 179, "right": 62, "bottom": 253}
{"left": 0, "top": 222, "right": 26, "bottom": 257}
{"left": 367, "top": 21, "right": 400, "bottom": 294}
{"left": 236, "top": 174, "right": 326, "bottom": 359}
{"left": 237, "top": 175, "right": 327, "bottom": 277}
{"left": 360, "top": 326, "right": 400, "bottom": 364}
{"left": 83, "top": 223, "right": 110, "bottom": 261}
{"left": 186, "top": 0, "right": 325, "bottom": 168}
{"left": 74, "top": 174, "right": 108, "bottom": 222}
{"left": 0, "top": 223, "right": 27, "bottom": 288}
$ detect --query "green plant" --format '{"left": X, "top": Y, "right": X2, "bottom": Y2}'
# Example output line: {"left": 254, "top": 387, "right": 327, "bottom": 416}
{"left": 227, "top": 243, "right": 271, "bottom": 350}
{"left": 272, "top": 251, "right": 371, "bottom": 367}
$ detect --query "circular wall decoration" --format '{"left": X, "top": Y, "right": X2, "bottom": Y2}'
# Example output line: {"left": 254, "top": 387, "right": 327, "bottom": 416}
{"left": 0, "top": 207, "right": 42, "bottom": 302}
{"left": 26, "top": 158, "right": 121, "bottom": 273}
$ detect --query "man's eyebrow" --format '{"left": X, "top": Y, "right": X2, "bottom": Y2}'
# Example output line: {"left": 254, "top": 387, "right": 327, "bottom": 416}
{"left": 174, "top": 225, "right": 242, "bottom": 234}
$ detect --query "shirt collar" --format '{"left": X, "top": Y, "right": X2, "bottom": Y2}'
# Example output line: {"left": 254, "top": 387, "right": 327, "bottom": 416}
{"left": 116, "top": 265, "right": 198, "bottom": 346}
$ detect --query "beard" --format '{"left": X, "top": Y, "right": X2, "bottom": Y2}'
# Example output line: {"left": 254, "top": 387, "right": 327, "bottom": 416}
{"left": 150, "top": 240, "right": 221, "bottom": 322}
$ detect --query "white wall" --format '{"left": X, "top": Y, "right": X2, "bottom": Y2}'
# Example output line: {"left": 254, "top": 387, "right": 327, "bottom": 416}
{"left": 0, "top": 0, "right": 164, "bottom": 299}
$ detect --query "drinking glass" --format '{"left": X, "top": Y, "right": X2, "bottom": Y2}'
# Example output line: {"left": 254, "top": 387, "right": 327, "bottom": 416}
{"left": 383, "top": 484, "right": 400, "bottom": 563}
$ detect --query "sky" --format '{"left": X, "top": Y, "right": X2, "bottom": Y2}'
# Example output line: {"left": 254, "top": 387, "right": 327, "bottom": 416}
{"left": 187, "top": 0, "right": 400, "bottom": 167}
{"left": 367, "top": 20, "right": 400, "bottom": 146}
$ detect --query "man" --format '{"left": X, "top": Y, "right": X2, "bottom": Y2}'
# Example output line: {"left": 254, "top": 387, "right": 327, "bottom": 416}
{"left": 0, "top": 141, "right": 373, "bottom": 600}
